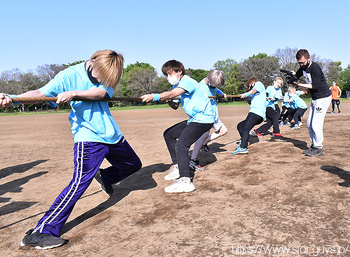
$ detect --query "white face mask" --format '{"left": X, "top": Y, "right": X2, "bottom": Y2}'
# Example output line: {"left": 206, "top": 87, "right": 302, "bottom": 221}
{"left": 167, "top": 74, "right": 180, "bottom": 86}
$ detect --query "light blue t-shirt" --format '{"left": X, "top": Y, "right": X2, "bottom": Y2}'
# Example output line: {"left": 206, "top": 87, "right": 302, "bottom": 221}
{"left": 249, "top": 82, "right": 266, "bottom": 119}
{"left": 266, "top": 85, "right": 282, "bottom": 110}
{"left": 176, "top": 75, "right": 215, "bottom": 124}
{"left": 39, "top": 63, "right": 123, "bottom": 144}
{"left": 198, "top": 78, "right": 223, "bottom": 121}
{"left": 283, "top": 92, "right": 290, "bottom": 108}
{"left": 290, "top": 94, "right": 308, "bottom": 109}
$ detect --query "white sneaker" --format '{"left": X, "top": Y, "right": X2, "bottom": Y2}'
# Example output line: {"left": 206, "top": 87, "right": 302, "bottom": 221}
{"left": 164, "top": 177, "right": 195, "bottom": 193}
{"left": 164, "top": 164, "right": 180, "bottom": 180}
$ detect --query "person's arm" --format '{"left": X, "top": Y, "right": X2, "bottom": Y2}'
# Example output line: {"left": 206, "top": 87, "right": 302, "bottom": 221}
{"left": 0, "top": 90, "right": 46, "bottom": 108}
{"left": 141, "top": 87, "right": 186, "bottom": 103}
{"left": 240, "top": 88, "right": 257, "bottom": 99}
{"left": 291, "top": 68, "right": 313, "bottom": 89}
{"left": 292, "top": 82, "right": 312, "bottom": 89}
{"left": 338, "top": 86, "right": 342, "bottom": 98}
{"left": 56, "top": 88, "right": 107, "bottom": 104}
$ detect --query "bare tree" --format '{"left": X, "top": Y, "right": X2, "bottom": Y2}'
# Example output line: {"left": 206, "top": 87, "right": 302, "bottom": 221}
{"left": 124, "top": 67, "right": 158, "bottom": 97}
{"left": 273, "top": 47, "right": 299, "bottom": 71}
{"left": 36, "top": 64, "right": 68, "bottom": 84}
{"left": 238, "top": 53, "right": 281, "bottom": 87}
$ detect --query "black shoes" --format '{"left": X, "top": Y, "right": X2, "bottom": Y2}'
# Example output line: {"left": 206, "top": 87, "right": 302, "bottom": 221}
{"left": 95, "top": 169, "right": 113, "bottom": 195}
{"left": 304, "top": 147, "right": 324, "bottom": 157}
{"left": 20, "top": 229, "right": 67, "bottom": 249}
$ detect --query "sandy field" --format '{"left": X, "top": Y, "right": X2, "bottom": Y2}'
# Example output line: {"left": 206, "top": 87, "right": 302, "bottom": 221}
{"left": 0, "top": 102, "right": 349, "bottom": 257}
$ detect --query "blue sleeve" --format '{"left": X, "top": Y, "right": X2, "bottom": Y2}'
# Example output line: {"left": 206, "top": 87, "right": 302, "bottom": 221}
{"left": 253, "top": 82, "right": 264, "bottom": 93}
{"left": 178, "top": 76, "right": 195, "bottom": 94}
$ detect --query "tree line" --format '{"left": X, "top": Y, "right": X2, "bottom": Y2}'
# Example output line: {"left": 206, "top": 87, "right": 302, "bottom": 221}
{"left": 1, "top": 47, "right": 349, "bottom": 112}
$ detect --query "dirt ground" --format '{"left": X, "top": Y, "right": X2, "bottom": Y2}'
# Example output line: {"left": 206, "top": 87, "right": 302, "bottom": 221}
{"left": 1, "top": 102, "right": 350, "bottom": 257}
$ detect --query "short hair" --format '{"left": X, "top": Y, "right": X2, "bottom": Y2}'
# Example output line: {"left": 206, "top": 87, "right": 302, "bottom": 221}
{"left": 296, "top": 49, "right": 310, "bottom": 60}
{"left": 161, "top": 60, "right": 186, "bottom": 76}
{"left": 274, "top": 76, "right": 283, "bottom": 83}
{"left": 288, "top": 86, "right": 296, "bottom": 93}
{"left": 90, "top": 49, "right": 124, "bottom": 89}
{"left": 246, "top": 77, "right": 259, "bottom": 87}
{"left": 207, "top": 70, "right": 225, "bottom": 87}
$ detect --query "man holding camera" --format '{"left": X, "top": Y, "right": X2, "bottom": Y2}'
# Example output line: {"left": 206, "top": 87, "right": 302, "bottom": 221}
{"left": 292, "top": 49, "right": 331, "bottom": 157}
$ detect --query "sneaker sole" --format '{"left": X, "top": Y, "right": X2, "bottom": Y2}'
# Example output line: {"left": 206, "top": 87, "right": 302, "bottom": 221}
{"left": 21, "top": 239, "right": 67, "bottom": 249}
{"left": 164, "top": 187, "right": 196, "bottom": 193}
{"left": 231, "top": 151, "right": 248, "bottom": 155}
{"left": 306, "top": 152, "right": 325, "bottom": 157}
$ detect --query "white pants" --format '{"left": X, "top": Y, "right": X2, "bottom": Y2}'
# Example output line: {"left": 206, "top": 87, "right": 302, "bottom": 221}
{"left": 306, "top": 95, "right": 331, "bottom": 148}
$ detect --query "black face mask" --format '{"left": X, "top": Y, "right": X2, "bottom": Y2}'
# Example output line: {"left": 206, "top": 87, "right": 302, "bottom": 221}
{"left": 300, "top": 61, "right": 310, "bottom": 70}
{"left": 87, "top": 65, "right": 99, "bottom": 84}
{"left": 208, "top": 82, "right": 216, "bottom": 89}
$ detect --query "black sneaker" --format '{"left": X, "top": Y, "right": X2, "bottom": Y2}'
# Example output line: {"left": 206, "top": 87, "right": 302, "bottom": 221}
{"left": 201, "top": 144, "right": 211, "bottom": 152}
{"left": 305, "top": 147, "right": 324, "bottom": 157}
{"left": 95, "top": 169, "right": 113, "bottom": 195}
{"left": 303, "top": 144, "right": 314, "bottom": 155}
{"left": 189, "top": 159, "right": 205, "bottom": 171}
{"left": 20, "top": 229, "right": 67, "bottom": 249}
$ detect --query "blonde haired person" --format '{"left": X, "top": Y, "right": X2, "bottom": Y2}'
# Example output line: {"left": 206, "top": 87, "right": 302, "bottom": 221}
{"left": 0, "top": 49, "right": 142, "bottom": 249}
{"left": 252, "top": 77, "right": 284, "bottom": 138}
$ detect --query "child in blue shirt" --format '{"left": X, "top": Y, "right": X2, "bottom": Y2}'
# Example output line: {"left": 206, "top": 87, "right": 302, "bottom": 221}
{"left": 287, "top": 86, "right": 308, "bottom": 130}
{"left": 252, "top": 77, "right": 283, "bottom": 138}
{"left": 232, "top": 77, "right": 266, "bottom": 155}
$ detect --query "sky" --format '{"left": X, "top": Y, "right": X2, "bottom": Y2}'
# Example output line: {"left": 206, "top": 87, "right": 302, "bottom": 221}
{"left": 1, "top": 0, "right": 349, "bottom": 76}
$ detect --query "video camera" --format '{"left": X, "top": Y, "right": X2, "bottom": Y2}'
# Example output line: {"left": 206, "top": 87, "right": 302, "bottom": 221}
{"left": 280, "top": 69, "right": 299, "bottom": 84}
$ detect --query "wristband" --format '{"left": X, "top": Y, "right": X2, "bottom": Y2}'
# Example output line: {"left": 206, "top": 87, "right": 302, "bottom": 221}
{"left": 8, "top": 94, "right": 21, "bottom": 106}
{"left": 245, "top": 92, "right": 250, "bottom": 98}
{"left": 152, "top": 94, "right": 160, "bottom": 102}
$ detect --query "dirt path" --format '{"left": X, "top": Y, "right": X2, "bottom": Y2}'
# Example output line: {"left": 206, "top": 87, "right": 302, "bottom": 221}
{"left": 1, "top": 102, "right": 350, "bottom": 256}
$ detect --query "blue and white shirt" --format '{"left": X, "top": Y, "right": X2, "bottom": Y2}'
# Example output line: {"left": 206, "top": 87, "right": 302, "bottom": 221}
{"left": 39, "top": 63, "right": 123, "bottom": 144}
{"left": 289, "top": 94, "right": 308, "bottom": 109}
{"left": 265, "top": 85, "right": 282, "bottom": 110}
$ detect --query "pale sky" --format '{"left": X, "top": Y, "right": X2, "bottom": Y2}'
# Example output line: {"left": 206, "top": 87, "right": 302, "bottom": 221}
{"left": 1, "top": 0, "right": 349, "bottom": 75}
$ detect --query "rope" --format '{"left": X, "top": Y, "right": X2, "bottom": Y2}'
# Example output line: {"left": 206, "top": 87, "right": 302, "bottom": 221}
{"left": 10, "top": 95, "right": 242, "bottom": 103}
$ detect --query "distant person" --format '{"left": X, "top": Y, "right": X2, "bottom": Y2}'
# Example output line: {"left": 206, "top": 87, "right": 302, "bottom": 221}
{"left": 190, "top": 70, "right": 227, "bottom": 171}
{"left": 232, "top": 77, "right": 266, "bottom": 155}
{"left": 0, "top": 50, "right": 142, "bottom": 249}
{"left": 330, "top": 81, "right": 342, "bottom": 113}
{"left": 292, "top": 49, "right": 332, "bottom": 157}
{"left": 141, "top": 60, "right": 215, "bottom": 193}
